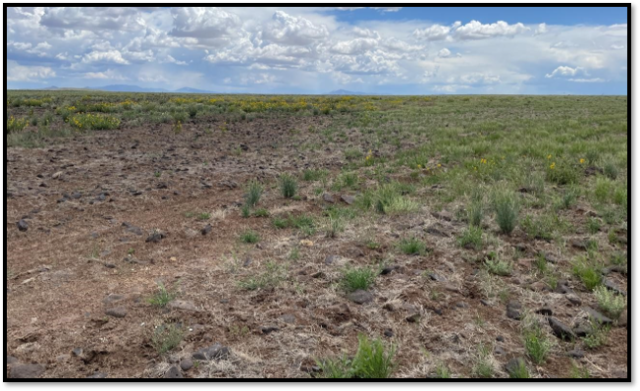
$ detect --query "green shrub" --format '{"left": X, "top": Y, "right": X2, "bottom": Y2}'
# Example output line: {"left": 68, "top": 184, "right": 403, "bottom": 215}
{"left": 237, "top": 261, "right": 285, "bottom": 291}
{"left": 471, "top": 343, "right": 494, "bottom": 378}
{"left": 341, "top": 266, "right": 377, "bottom": 292}
{"left": 239, "top": 230, "right": 260, "bottom": 244}
{"left": 571, "top": 256, "right": 603, "bottom": 290}
{"left": 6, "top": 116, "right": 29, "bottom": 133}
{"left": 398, "top": 237, "right": 427, "bottom": 255}
{"left": 245, "top": 180, "right": 264, "bottom": 207}
{"left": 492, "top": 190, "right": 518, "bottom": 234}
{"left": 521, "top": 214, "right": 555, "bottom": 241}
{"left": 147, "top": 282, "right": 178, "bottom": 308}
{"left": 484, "top": 257, "right": 513, "bottom": 276}
{"left": 151, "top": 323, "right": 184, "bottom": 355}
{"left": 593, "top": 285, "right": 626, "bottom": 319}
{"left": 254, "top": 208, "right": 269, "bottom": 218}
{"left": 457, "top": 226, "right": 483, "bottom": 250}
{"left": 280, "top": 174, "right": 298, "bottom": 198}
{"left": 546, "top": 161, "right": 578, "bottom": 185}
{"left": 603, "top": 161, "right": 618, "bottom": 180}
{"left": 317, "top": 334, "right": 396, "bottom": 379}
{"left": 69, "top": 113, "right": 120, "bottom": 130}
{"left": 507, "top": 359, "right": 530, "bottom": 379}
{"left": 522, "top": 321, "right": 553, "bottom": 364}
{"left": 303, "top": 169, "right": 328, "bottom": 181}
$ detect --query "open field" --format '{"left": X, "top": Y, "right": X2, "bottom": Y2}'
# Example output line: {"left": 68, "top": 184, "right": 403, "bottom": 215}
{"left": 5, "top": 92, "right": 628, "bottom": 379}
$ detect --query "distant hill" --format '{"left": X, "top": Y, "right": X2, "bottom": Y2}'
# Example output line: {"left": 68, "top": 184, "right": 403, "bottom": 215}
{"left": 174, "top": 87, "right": 216, "bottom": 94}
{"left": 329, "top": 89, "right": 367, "bottom": 95}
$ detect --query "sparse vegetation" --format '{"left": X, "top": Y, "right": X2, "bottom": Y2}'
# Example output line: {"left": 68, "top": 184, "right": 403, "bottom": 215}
{"left": 150, "top": 322, "right": 184, "bottom": 355}
{"left": 239, "top": 230, "right": 260, "bottom": 244}
{"left": 280, "top": 174, "right": 298, "bottom": 198}
{"left": 317, "top": 334, "right": 396, "bottom": 379}
{"left": 147, "top": 282, "right": 178, "bottom": 308}
{"left": 246, "top": 180, "right": 264, "bottom": 207}
{"left": 492, "top": 189, "right": 519, "bottom": 234}
{"left": 458, "top": 226, "right": 483, "bottom": 250}
{"left": 594, "top": 285, "right": 626, "bottom": 319}
{"left": 398, "top": 237, "right": 427, "bottom": 255}
{"left": 341, "top": 266, "right": 378, "bottom": 292}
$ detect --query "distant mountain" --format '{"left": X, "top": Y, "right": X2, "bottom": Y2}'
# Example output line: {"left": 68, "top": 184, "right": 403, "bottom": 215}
{"left": 329, "top": 89, "right": 367, "bottom": 95}
{"left": 175, "top": 87, "right": 216, "bottom": 94}
{"left": 92, "top": 85, "right": 170, "bottom": 93}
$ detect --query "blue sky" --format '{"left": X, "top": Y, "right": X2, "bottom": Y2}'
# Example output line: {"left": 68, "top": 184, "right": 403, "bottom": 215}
{"left": 7, "top": 6, "right": 628, "bottom": 94}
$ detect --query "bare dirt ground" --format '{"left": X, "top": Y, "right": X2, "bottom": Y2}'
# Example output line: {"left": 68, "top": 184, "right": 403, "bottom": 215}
{"left": 6, "top": 116, "right": 627, "bottom": 379}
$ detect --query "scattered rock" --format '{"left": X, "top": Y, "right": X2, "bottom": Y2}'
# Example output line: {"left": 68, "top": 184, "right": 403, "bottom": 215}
{"left": 168, "top": 300, "right": 199, "bottom": 312}
{"left": 164, "top": 366, "right": 183, "bottom": 379}
{"left": 426, "top": 224, "right": 450, "bottom": 237}
{"left": 428, "top": 273, "right": 447, "bottom": 282}
{"left": 603, "top": 278, "right": 626, "bottom": 295}
{"left": 431, "top": 211, "right": 453, "bottom": 221}
{"left": 122, "top": 222, "right": 142, "bottom": 236}
{"left": 493, "top": 346, "right": 506, "bottom": 356}
{"left": 405, "top": 313, "right": 421, "bottom": 323}
{"left": 17, "top": 219, "right": 28, "bottom": 232}
{"left": 618, "top": 309, "right": 628, "bottom": 328}
{"left": 572, "top": 320, "right": 592, "bottom": 337}
{"left": 324, "top": 255, "right": 339, "bottom": 266}
{"left": 496, "top": 335, "right": 504, "bottom": 342}
{"left": 570, "top": 239, "right": 589, "bottom": 250}
{"left": 192, "top": 343, "right": 230, "bottom": 361}
{"left": 322, "top": 193, "right": 335, "bottom": 203}
{"left": 10, "top": 363, "right": 45, "bottom": 379}
{"left": 601, "top": 265, "right": 627, "bottom": 275}
{"left": 505, "top": 358, "right": 527, "bottom": 376}
{"left": 380, "top": 265, "right": 399, "bottom": 275}
{"left": 548, "top": 317, "right": 576, "bottom": 340}
{"left": 456, "top": 302, "right": 468, "bottom": 309}
{"left": 105, "top": 307, "right": 127, "bottom": 318}
{"left": 346, "top": 290, "right": 373, "bottom": 305}
{"left": 7, "top": 356, "right": 19, "bottom": 365}
{"left": 506, "top": 301, "right": 523, "bottom": 320}
{"left": 261, "top": 326, "right": 279, "bottom": 334}
{"left": 384, "top": 329, "right": 394, "bottom": 338}
{"left": 567, "top": 348, "right": 584, "bottom": 359}
{"left": 565, "top": 293, "right": 582, "bottom": 306}
{"left": 180, "top": 358, "right": 193, "bottom": 371}
{"left": 201, "top": 225, "right": 212, "bottom": 235}
{"left": 340, "top": 195, "right": 355, "bottom": 205}
{"left": 536, "top": 306, "right": 553, "bottom": 316}
{"left": 146, "top": 231, "right": 166, "bottom": 243}
{"left": 480, "top": 299, "right": 491, "bottom": 307}
{"left": 581, "top": 307, "right": 612, "bottom": 325}
{"left": 157, "top": 183, "right": 168, "bottom": 189}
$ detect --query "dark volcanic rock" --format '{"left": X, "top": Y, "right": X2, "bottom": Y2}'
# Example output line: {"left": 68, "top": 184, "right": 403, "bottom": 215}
{"left": 340, "top": 195, "right": 355, "bottom": 205}
{"left": 192, "top": 343, "right": 230, "bottom": 361}
{"left": 180, "top": 358, "right": 193, "bottom": 371}
{"left": 346, "top": 290, "right": 373, "bottom": 305}
{"left": 506, "top": 301, "right": 523, "bottom": 320}
{"left": 164, "top": 366, "right": 182, "bottom": 379}
{"left": 10, "top": 364, "right": 45, "bottom": 379}
{"left": 201, "top": 224, "right": 213, "bottom": 235}
{"left": 146, "top": 231, "right": 165, "bottom": 243}
{"left": 581, "top": 307, "right": 612, "bottom": 325}
{"left": 505, "top": 358, "right": 527, "bottom": 377}
{"left": 322, "top": 193, "right": 335, "bottom": 203}
{"left": 261, "top": 326, "right": 279, "bottom": 334}
{"left": 17, "top": 219, "right": 28, "bottom": 232}
{"left": 105, "top": 307, "right": 127, "bottom": 318}
{"left": 548, "top": 317, "right": 576, "bottom": 340}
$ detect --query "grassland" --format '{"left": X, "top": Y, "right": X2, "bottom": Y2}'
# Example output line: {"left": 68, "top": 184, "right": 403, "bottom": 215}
{"left": 5, "top": 91, "right": 628, "bottom": 379}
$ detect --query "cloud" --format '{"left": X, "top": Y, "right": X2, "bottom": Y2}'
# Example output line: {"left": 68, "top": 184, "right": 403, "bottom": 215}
{"left": 454, "top": 20, "right": 528, "bottom": 40}
{"left": 82, "top": 69, "right": 128, "bottom": 80}
{"left": 535, "top": 23, "right": 547, "bottom": 35}
{"left": 545, "top": 65, "right": 583, "bottom": 78}
{"left": 82, "top": 49, "right": 130, "bottom": 64}
{"left": 437, "top": 48, "right": 451, "bottom": 58}
{"left": 568, "top": 78, "right": 605, "bottom": 83}
{"left": 414, "top": 24, "right": 451, "bottom": 41}
{"left": 335, "top": 7, "right": 402, "bottom": 12}
{"left": 7, "top": 60, "right": 56, "bottom": 81}
{"left": 261, "top": 11, "right": 329, "bottom": 46}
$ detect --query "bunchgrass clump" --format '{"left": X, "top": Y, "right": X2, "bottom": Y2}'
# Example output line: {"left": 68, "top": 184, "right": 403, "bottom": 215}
{"left": 593, "top": 285, "right": 626, "bottom": 319}
{"left": 280, "top": 174, "right": 298, "bottom": 198}
{"left": 507, "top": 358, "right": 530, "bottom": 379}
{"left": 147, "top": 282, "right": 178, "bottom": 308}
{"left": 341, "top": 266, "right": 377, "bottom": 292}
{"left": 492, "top": 190, "right": 518, "bottom": 234}
{"left": 303, "top": 168, "right": 328, "bottom": 182}
{"left": 433, "top": 363, "right": 452, "bottom": 379}
{"left": 398, "top": 237, "right": 427, "bottom": 255}
{"left": 150, "top": 322, "right": 184, "bottom": 355}
{"left": 603, "top": 160, "right": 618, "bottom": 180}
{"left": 317, "top": 334, "right": 396, "bottom": 379}
{"left": 457, "top": 226, "right": 483, "bottom": 250}
{"left": 468, "top": 201, "right": 485, "bottom": 227}
{"left": 471, "top": 343, "right": 494, "bottom": 378}
{"left": 197, "top": 212, "right": 211, "bottom": 221}
{"left": 241, "top": 205, "right": 251, "bottom": 218}
{"left": 239, "top": 230, "right": 260, "bottom": 244}
{"left": 246, "top": 180, "right": 264, "bottom": 207}
{"left": 484, "top": 256, "right": 513, "bottom": 276}
{"left": 254, "top": 208, "right": 269, "bottom": 218}
{"left": 522, "top": 317, "right": 553, "bottom": 365}
{"left": 571, "top": 255, "right": 603, "bottom": 290}
{"left": 582, "top": 318, "right": 610, "bottom": 349}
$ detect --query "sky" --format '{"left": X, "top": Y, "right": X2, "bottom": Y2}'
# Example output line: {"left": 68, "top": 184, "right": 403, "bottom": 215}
{"left": 6, "top": 6, "right": 628, "bottom": 95}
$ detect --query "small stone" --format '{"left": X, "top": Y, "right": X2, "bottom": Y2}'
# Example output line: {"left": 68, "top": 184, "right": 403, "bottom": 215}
{"left": 541, "top": 252, "right": 559, "bottom": 264}
{"left": 324, "top": 255, "right": 339, "bottom": 265}
{"left": 380, "top": 265, "right": 399, "bottom": 275}
{"left": 456, "top": 302, "right": 468, "bottom": 309}
{"left": 261, "top": 326, "right": 279, "bottom": 334}
{"left": 164, "top": 366, "right": 182, "bottom": 379}
{"left": 567, "top": 348, "right": 584, "bottom": 359}
{"left": 603, "top": 279, "right": 626, "bottom": 296}
{"left": 548, "top": 317, "right": 576, "bottom": 340}
{"left": 167, "top": 300, "right": 199, "bottom": 312}
{"left": 431, "top": 211, "right": 453, "bottom": 221}
{"left": 72, "top": 348, "right": 83, "bottom": 356}
{"left": 157, "top": 183, "right": 168, "bottom": 189}
{"left": 480, "top": 299, "right": 491, "bottom": 307}
{"left": 383, "top": 329, "right": 394, "bottom": 338}
{"left": 192, "top": 343, "right": 230, "bottom": 361}
{"left": 536, "top": 306, "right": 553, "bottom": 316}
{"left": 405, "top": 313, "right": 421, "bottom": 323}
{"left": 426, "top": 224, "right": 450, "bottom": 237}
{"left": 506, "top": 301, "right": 523, "bottom": 320}
{"left": 346, "top": 289, "right": 373, "bottom": 305}
{"left": 201, "top": 225, "right": 212, "bottom": 235}
{"left": 17, "top": 219, "right": 28, "bottom": 232}
{"left": 618, "top": 309, "right": 628, "bottom": 328}
{"left": 496, "top": 335, "right": 504, "bottom": 342}
{"left": 505, "top": 358, "right": 527, "bottom": 377}
{"left": 10, "top": 364, "right": 45, "bottom": 378}
{"left": 105, "top": 307, "right": 127, "bottom": 318}
{"left": 581, "top": 307, "right": 612, "bottom": 325}
{"left": 494, "top": 346, "right": 506, "bottom": 356}
{"left": 146, "top": 231, "right": 165, "bottom": 243}
{"left": 564, "top": 293, "right": 582, "bottom": 306}
{"left": 570, "top": 239, "right": 588, "bottom": 250}
{"left": 180, "top": 358, "right": 193, "bottom": 371}
{"left": 122, "top": 222, "right": 142, "bottom": 236}
{"left": 428, "top": 273, "right": 446, "bottom": 282}
{"left": 322, "top": 193, "right": 335, "bottom": 203}
{"left": 7, "top": 356, "right": 19, "bottom": 365}
{"left": 340, "top": 195, "right": 355, "bottom": 205}
{"left": 103, "top": 263, "right": 116, "bottom": 269}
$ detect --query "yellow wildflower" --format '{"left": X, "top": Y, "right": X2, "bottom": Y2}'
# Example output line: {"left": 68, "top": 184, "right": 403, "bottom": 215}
{"left": 579, "top": 158, "right": 585, "bottom": 164}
